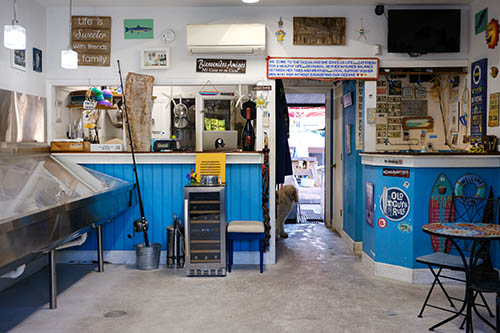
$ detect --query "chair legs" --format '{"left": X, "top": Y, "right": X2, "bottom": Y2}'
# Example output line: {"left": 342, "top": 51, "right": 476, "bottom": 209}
{"left": 228, "top": 239, "right": 233, "bottom": 273}
{"left": 259, "top": 239, "right": 264, "bottom": 274}
{"left": 418, "top": 267, "right": 458, "bottom": 318}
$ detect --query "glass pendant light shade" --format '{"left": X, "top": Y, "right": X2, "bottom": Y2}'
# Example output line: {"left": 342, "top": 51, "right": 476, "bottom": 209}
{"left": 61, "top": 49, "right": 78, "bottom": 69}
{"left": 4, "top": 23, "right": 26, "bottom": 50}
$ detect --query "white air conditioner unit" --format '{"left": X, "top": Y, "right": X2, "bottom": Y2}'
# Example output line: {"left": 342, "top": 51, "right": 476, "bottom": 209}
{"left": 186, "top": 24, "right": 266, "bottom": 55}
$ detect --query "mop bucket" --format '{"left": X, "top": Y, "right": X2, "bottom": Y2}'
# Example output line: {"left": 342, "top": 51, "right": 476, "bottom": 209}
{"left": 135, "top": 243, "right": 161, "bottom": 270}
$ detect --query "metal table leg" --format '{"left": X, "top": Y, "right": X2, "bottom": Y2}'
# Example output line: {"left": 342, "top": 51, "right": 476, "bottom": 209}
{"left": 49, "top": 249, "right": 57, "bottom": 309}
{"left": 97, "top": 224, "right": 104, "bottom": 273}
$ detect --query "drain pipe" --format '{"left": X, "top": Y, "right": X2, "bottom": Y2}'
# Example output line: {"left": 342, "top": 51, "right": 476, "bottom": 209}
{"left": 56, "top": 233, "right": 88, "bottom": 250}
{"left": 1, "top": 264, "right": 26, "bottom": 279}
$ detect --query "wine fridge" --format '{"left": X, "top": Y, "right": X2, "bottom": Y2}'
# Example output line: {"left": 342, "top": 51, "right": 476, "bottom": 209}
{"left": 184, "top": 184, "right": 226, "bottom": 276}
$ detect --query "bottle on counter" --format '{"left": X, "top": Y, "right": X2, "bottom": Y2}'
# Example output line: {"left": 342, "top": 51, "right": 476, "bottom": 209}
{"left": 242, "top": 107, "right": 255, "bottom": 151}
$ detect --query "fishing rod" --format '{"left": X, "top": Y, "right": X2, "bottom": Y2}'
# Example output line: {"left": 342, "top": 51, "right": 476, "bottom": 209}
{"left": 117, "top": 59, "right": 150, "bottom": 247}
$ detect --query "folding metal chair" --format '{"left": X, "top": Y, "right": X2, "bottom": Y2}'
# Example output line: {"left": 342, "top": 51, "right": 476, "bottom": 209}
{"left": 417, "top": 192, "right": 498, "bottom": 322}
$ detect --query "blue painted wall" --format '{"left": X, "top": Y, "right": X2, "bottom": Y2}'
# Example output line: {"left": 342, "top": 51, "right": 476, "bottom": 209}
{"left": 362, "top": 165, "right": 500, "bottom": 269}
{"left": 343, "top": 81, "right": 364, "bottom": 242}
{"left": 77, "top": 163, "right": 263, "bottom": 252}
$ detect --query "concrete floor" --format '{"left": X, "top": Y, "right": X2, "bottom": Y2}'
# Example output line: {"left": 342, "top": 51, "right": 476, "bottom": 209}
{"left": 0, "top": 224, "right": 495, "bottom": 332}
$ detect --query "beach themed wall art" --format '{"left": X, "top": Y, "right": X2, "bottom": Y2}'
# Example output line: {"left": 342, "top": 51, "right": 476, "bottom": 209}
{"left": 72, "top": 16, "right": 111, "bottom": 66}
{"left": 485, "top": 18, "right": 499, "bottom": 49}
{"left": 141, "top": 48, "right": 170, "bottom": 69}
{"left": 124, "top": 19, "right": 153, "bottom": 39}
{"left": 293, "top": 17, "right": 346, "bottom": 45}
{"left": 11, "top": 49, "right": 26, "bottom": 71}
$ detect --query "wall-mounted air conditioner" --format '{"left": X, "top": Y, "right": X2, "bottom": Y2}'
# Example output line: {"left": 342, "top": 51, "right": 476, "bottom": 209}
{"left": 186, "top": 24, "right": 266, "bottom": 55}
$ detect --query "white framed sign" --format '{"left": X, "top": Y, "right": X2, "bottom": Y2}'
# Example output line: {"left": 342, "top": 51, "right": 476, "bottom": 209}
{"left": 140, "top": 48, "right": 170, "bottom": 69}
{"left": 267, "top": 57, "right": 379, "bottom": 80}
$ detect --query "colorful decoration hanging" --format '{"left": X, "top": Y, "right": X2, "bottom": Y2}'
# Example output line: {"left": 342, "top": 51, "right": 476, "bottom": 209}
{"left": 357, "top": 18, "right": 368, "bottom": 40}
{"left": 491, "top": 66, "right": 499, "bottom": 78}
{"left": 275, "top": 17, "right": 286, "bottom": 44}
{"left": 485, "top": 18, "right": 499, "bottom": 49}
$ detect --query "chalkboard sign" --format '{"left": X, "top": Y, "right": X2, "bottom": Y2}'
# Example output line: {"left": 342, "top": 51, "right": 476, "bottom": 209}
{"left": 267, "top": 57, "right": 379, "bottom": 80}
{"left": 71, "top": 16, "right": 111, "bottom": 67}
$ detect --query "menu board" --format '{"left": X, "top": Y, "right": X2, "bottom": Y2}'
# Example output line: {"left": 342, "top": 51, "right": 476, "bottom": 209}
{"left": 267, "top": 57, "right": 379, "bottom": 80}
{"left": 470, "top": 58, "right": 488, "bottom": 141}
{"left": 72, "top": 16, "right": 111, "bottom": 66}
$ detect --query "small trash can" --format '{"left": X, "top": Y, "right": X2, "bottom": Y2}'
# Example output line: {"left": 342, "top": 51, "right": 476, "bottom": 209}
{"left": 136, "top": 243, "right": 161, "bottom": 270}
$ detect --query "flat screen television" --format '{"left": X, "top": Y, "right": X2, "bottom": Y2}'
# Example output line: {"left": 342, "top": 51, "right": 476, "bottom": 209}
{"left": 388, "top": 9, "right": 461, "bottom": 54}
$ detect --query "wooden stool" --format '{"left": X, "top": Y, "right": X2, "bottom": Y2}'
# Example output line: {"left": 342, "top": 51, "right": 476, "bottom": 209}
{"left": 227, "top": 221, "right": 265, "bottom": 273}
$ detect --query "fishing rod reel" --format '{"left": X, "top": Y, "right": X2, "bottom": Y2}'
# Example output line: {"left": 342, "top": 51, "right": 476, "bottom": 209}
{"left": 127, "top": 217, "right": 149, "bottom": 239}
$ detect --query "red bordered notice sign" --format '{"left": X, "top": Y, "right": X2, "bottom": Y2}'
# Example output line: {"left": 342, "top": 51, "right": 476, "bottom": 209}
{"left": 266, "top": 56, "right": 379, "bottom": 81}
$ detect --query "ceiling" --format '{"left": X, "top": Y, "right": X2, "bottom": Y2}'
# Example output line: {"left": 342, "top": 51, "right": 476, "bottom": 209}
{"left": 35, "top": 0, "right": 474, "bottom": 7}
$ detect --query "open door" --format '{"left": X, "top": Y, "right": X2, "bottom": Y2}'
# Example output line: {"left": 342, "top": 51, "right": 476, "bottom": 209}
{"left": 324, "top": 90, "right": 333, "bottom": 228}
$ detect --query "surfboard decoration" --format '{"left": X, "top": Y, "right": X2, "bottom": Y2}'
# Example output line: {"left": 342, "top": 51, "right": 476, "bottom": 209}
{"left": 429, "top": 173, "right": 455, "bottom": 253}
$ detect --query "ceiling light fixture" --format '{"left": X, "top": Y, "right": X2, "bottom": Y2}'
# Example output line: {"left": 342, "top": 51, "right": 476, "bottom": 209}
{"left": 61, "top": 0, "right": 78, "bottom": 69}
{"left": 4, "top": 0, "right": 26, "bottom": 50}
{"left": 242, "top": 0, "right": 260, "bottom": 4}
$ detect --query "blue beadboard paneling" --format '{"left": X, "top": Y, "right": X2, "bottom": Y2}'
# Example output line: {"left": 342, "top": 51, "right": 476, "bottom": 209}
{"left": 78, "top": 163, "right": 263, "bottom": 253}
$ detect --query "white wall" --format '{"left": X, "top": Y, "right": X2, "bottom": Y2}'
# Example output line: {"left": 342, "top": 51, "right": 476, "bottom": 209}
{"left": 45, "top": 4, "right": 470, "bottom": 84}
{"left": 470, "top": 0, "right": 500, "bottom": 141}
{"left": 0, "top": 0, "right": 46, "bottom": 97}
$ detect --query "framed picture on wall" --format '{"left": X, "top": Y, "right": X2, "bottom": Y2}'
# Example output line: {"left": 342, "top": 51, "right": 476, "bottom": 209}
{"left": 402, "top": 87, "right": 414, "bottom": 99}
{"left": 140, "top": 48, "right": 170, "bottom": 69}
{"left": 33, "top": 48, "right": 42, "bottom": 73}
{"left": 343, "top": 91, "right": 353, "bottom": 108}
{"left": 11, "top": 49, "right": 26, "bottom": 71}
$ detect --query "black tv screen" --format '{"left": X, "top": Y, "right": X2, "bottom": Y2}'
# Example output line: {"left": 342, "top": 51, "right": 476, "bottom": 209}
{"left": 388, "top": 9, "right": 461, "bottom": 53}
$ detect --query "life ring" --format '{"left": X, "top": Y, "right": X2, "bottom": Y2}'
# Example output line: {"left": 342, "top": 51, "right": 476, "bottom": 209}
{"left": 454, "top": 174, "right": 486, "bottom": 204}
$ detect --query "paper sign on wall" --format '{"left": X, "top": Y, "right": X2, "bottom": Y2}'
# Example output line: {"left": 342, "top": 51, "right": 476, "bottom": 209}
{"left": 489, "top": 92, "right": 499, "bottom": 127}
{"left": 267, "top": 57, "right": 379, "bottom": 80}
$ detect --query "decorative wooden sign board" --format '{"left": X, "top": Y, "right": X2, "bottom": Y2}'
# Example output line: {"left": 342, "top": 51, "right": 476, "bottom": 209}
{"left": 293, "top": 17, "right": 346, "bottom": 45}
{"left": 72, "top": 16, "right": 111, "bottom": 66}
{"left": 196, "top": 58, "right": 246, "bottom": 73}
{"left": 267, "top": 57, "right": 379, "bottom": 80}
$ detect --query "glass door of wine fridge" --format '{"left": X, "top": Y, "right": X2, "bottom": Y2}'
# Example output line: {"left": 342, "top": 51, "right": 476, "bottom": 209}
{"left": 184, "top": 185, "right": 226, "bottom": 276}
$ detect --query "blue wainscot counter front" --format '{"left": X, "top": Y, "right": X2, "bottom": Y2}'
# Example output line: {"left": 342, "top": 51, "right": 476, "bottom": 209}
{"left": 361, "top": 153, "right": 500, "bottom": 283}
{"left": 51, "top": 152, "right": 269, "bottom": 265}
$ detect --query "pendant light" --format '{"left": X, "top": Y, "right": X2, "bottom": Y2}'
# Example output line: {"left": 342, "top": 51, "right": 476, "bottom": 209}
{"left": 61, "top": 0, "right": 78, "bottom": 69}
{"left": 4, "top": 0, "right": 26, "bottom": 50}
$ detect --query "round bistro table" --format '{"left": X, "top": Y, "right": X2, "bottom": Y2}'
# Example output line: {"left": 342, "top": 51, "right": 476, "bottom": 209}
{"left": 422, "top": 222, "right": 500, "bottom": 332}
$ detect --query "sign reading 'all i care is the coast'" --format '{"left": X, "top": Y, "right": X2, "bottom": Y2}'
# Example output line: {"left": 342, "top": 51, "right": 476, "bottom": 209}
{"left": 72, "top": 16, "right": 111, "bottom": 66}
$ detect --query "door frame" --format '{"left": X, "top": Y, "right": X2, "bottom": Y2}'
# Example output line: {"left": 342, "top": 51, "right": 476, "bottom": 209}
{"left": 333, "top": 84, "right": 344, "bottom": 233}
{"left": 282, "top": 83, "right": 335, "bottom": 228}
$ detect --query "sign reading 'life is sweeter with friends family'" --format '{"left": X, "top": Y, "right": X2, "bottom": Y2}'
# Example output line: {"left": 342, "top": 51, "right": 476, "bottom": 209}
{"left": 72, "top": 16, "right": 111, "bottom": 66}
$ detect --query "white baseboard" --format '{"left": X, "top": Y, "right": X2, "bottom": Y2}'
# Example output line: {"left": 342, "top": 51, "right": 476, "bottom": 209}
{"left": 361, "top": 251, "right": 465, "bottom": 284}
{"left": 57, "top": 250, "right": 273, "bottom": 266}
{"left": 340, "top": 230, "right": 363, "bottom": 256}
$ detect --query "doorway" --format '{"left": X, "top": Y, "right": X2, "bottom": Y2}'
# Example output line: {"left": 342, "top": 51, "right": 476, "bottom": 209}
{"left": 282, "top": 81, "right": 334, "bottom": 228}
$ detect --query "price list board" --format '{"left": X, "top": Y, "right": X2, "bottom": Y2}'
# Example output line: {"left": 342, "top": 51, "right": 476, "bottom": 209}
{"left": 267, "top": 57, "right": 379, "bottom": 81}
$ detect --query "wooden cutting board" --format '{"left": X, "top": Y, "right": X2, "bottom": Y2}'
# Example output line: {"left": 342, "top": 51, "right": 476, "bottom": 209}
{"left": 125, "top": 72, "right": 155, "bottom": 152}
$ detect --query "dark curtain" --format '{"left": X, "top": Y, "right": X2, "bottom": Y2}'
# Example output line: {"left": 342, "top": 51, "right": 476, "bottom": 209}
{"left": 275, "top": 79, "right": 292, "bottom": 184}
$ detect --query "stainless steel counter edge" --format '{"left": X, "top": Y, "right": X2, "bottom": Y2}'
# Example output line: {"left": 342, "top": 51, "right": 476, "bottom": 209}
{"left": 51, "top": 152, "right": 264, "bottom": 165}
{"left": 360, "top": 153, "right": 500, "bottom": 168}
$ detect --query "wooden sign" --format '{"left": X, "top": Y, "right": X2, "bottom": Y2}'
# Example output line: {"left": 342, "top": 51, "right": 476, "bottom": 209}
{"left": 293, "top": 17, "right": 346, "bottom": 45}
{"left": 267, "top": 57, "right": 379, "bottom": 81}
{"left": 71, "top": 16, "right": 111, "bottom": 67}
{"left": 196, "top": 58, "right": 246, "bottom": 73}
